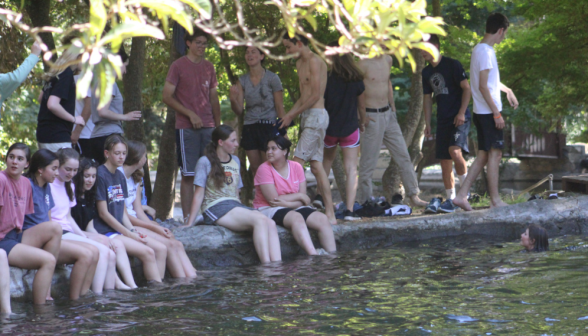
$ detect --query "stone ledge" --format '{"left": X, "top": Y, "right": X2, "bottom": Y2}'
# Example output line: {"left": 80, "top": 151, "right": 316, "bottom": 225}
{"left": 173, "top": 196, "right": 588, "bottom": 268}
{"left": 10, "top": 196, "right": 588, "bottom": 299}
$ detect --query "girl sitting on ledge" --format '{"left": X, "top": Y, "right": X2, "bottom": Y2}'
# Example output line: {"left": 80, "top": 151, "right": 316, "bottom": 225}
{"left": 92, "top": 134, "right": 164, "bottom": 282}
{"left": 73, "top": 157, "right": 137, "bottom": 289}
{"left": 253, "top": 135, "right": 336, "bottom": 255}
{"left": 121, "top": 140, "right": 196, "bottom": 278}
{"left": 0, "top": 143, "right": 61, "bottom": 305}
{"left": 24, "top": 148, "right": 100, "bottom": 301}
{"left": 183, "top": 125, "right": 282, "bottom": 264}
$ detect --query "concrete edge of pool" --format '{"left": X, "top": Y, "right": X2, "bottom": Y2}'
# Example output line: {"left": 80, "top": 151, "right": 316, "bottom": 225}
{"left": 9, "top": 195, "right": 588, "bottom": 299}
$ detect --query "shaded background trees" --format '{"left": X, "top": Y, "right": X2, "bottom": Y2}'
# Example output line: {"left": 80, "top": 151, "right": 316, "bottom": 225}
{"left": 0, "top": 0, "right": 585, "bottom": 216}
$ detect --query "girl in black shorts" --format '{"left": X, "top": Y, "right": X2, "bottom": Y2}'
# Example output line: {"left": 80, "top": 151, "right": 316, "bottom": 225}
{"left": 228, "top": 47, "right": 285, "bottom": 176}
{"left": 252, "top": 135, "right": 336, "bottom": 254}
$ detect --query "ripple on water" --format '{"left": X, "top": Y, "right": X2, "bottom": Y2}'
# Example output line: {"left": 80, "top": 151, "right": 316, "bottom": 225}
{"left": 4, "top": 234, "right": 588, "bottom": 334}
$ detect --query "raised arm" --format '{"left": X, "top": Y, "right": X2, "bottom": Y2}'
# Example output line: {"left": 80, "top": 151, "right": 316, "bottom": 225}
{"left": 97, "top": 95, "right": 141, "bottom": 121}
{"left": 0, "top": 42, "right": 41, "bottom": 101}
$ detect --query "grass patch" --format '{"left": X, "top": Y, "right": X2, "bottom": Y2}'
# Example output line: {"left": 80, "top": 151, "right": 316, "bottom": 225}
{"left": 470, "top": 193, "right": 529, "bottom": 208}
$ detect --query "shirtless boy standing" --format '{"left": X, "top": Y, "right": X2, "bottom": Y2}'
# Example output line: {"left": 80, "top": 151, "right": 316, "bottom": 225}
{"left": 357, "top": 55, "right": 428, "bottom": 207}
{"left": 281, "top": 33, "right": 336, "bottom": 225}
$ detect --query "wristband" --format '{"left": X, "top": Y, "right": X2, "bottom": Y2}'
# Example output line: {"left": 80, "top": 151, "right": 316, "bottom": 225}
{"left": 493, "top": 113, "right": 502, "bottom": 119}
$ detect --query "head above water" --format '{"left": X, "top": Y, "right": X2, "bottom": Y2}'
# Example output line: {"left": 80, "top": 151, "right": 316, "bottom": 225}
{"left": 25, "top": 149, "right": 59, "bottom": 185}
{"left": 520, "top": 224, "right": 549, "bottom": 252}
{"left": 265, "top": 135, "right": 291, "bottom": 164}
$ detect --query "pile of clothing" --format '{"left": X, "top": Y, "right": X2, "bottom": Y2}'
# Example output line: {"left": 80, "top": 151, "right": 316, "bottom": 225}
{"left": 335, "top": 195, "right": 412, "bottom": 219}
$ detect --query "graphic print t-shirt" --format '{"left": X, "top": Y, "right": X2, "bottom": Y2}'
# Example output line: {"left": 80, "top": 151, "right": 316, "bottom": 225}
{"left": 422, "top": 56, "right": 471, "bottom": 125}
{"left": 194, "top": 155, "right": 243, "bottom": 211}
{"left": 23, "top": 178, "right": 54, "bottom": 230}
{"left": 93, "top": 165, "right": 128, "bottom": 234}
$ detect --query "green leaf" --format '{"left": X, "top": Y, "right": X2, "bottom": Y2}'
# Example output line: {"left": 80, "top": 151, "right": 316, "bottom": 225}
{"left": 89, "top": 0, "right": 107, "bottom": 37}
{"left": 305, "top": 14, "right": 318, "bottom": 31}
{"left": 99, "top": 22, "right": 165, "bottom": 51}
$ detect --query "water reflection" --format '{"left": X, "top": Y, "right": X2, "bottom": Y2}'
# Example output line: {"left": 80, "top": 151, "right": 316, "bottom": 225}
{"left": 4, "top": 234, "right": 588, "bottom": 334}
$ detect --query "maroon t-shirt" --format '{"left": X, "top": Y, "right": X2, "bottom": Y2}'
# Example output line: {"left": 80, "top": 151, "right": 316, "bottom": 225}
{"left": 165, "top": 56, "right": 218, "bottom": 129}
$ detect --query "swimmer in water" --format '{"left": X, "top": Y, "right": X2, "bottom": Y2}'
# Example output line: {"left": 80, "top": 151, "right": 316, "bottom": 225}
{"left": 520, "top": 224, "right": 549, "bottom": 252}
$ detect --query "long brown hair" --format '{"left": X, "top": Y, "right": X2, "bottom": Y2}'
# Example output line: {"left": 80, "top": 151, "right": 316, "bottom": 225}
{"left": 205, "top": 125, "right": 235, "bottom": 189}
{"left": 125, "top": 140, "right": 147, "bottom": 183}
{"left": 327, "top": 41, "right": 364, "bottom": 82}
{"left": 528, "top": 224, "right": 549, "bottom": 252}
{"left": 56, "top": 148, "right": 80, "bottom": 202}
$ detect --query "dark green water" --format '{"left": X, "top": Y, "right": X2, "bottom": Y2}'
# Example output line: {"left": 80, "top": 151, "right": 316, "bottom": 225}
{"left": 4, "top": 235, "right": 588, "bottom": 335}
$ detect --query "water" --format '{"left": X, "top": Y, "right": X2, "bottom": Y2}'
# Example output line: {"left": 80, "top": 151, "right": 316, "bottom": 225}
{"left": 5, "top": 235, "right": 588, "bottom": 335}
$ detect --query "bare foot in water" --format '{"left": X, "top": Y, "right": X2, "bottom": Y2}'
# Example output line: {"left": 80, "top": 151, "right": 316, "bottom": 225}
{"left": 452, "top": 196, "right": 473, "bottom": 211}
{"left": 491, "top": 200, "right": 508, "bottom": 208}
{"left": 409, "top": 195, "right": 428, "bottom": 207}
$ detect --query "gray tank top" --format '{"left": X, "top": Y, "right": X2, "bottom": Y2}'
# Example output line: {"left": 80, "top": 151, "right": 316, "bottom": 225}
{"left": 240, "top": 70, "right": 283, "bottom": 125}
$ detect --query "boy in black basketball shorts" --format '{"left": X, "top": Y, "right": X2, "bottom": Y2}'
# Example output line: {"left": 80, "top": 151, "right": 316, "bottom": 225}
{"left": 422, "top": 34, "right": 471, "bottom": 213}
{"left": 453, "top": 13, "right": 519, "bottom": 211}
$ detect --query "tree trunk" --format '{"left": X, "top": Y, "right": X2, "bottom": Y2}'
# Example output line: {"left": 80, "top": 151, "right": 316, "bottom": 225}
{"left": 24, "top": 0, "right": 56, "bottom": 69}
{"left": 150, "top": 27, "right": 182, "bottom": 220}
{"left": 123, "top": 37, "right": 152, "bottom": 202}
{"left": 382, "top": 49, "right": 426, "bottom": 200}
{"left": 432, "top": 0, "right": 441, "bottom": 17}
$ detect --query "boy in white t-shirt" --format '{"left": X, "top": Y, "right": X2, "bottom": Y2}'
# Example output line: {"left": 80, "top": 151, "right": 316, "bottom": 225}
{"left": 453, "top": 13, "right": 519, "bottom": 211}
